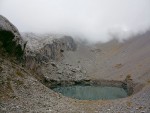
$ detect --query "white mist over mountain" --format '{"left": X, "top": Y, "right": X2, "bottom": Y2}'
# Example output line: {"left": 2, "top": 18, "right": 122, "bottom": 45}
{"left": 0, "top": 0, "right": 150, "bottom": 42}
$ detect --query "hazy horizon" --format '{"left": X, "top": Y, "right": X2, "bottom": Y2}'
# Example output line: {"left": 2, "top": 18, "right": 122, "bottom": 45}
{"left": 0, "top": 0, "right": 150, "bottom": 42}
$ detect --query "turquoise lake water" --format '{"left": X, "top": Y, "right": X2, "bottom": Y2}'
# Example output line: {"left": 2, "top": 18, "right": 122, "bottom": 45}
{"left": 53, "top": 85, "right": 127, "bottom": 100}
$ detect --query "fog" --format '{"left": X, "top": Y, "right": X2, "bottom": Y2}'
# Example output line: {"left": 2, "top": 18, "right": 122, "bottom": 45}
{"left": 0, "top": 0, "right": 150, "bottom": 42}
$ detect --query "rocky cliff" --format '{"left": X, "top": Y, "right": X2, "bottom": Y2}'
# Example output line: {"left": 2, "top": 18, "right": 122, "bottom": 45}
{"left": 22, "top": 33, "right": 86, "bottom": 83}
{"left": 22, "top": 33, "right": 76, "bottom": 69}
{"left": 0, "top": 16, "right": 87, "bottom": 107}
{"left": 0, "top": 15, "right": 86, "bottom": 88}
{"left": 0, "top": 15, "right": 26, "bottom": 59}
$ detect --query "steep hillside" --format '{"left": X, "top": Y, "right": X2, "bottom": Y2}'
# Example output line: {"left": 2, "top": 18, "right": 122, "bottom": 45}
{"left": 0, "top": 15, "right": 81, "bottom": 113}
{"left": 63, "top": 32, "right": 150, "bottom": 83}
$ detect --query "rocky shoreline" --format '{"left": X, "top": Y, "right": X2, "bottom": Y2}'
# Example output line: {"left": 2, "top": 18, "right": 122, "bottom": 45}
{"left": 47, "top": 78, "right": 138, "bottom": 96}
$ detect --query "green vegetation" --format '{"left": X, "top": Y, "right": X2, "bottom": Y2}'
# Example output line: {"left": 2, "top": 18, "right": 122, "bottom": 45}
{"left": 16, "top": 69, "right": 24, "bottom": 77}
{"left": 126, "top": 74, "right": 132, "bottom": 80}
{"left": 15, "top": 79, "right": 24, "bottom": 85}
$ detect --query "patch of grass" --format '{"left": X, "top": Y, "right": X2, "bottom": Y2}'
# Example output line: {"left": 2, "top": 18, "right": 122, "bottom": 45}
{"left": 15, "top": 79, "right": 24, "bottom": 85}
{"left": 16, "top": 70, "right": 24, "bottom": 77}
{"left": 126, "top": 74, "right": 132, "bottom": 80}
{"left": 126, "top": 101, "right": 132, "bottom": 107}
{"left": 138, "top": 106, "right": 143, "bottom": 109}
{"left": 114, "top": 63, "right": 123, "bottom": 69}
{"left": 147, "top": 80, "right": 150, "bottom": 84}
{"left": 0, "top": 79, "right": 4, "bottom": 84}
{"left": 0, "top": 80, "right": 14, "bottom": 99}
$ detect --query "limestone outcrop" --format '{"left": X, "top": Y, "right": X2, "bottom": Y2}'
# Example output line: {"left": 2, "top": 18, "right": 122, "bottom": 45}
{"left": 22, "top": 33, "right": 77, "bottom": 69}
{"left": 0, "top": 15, "right": 86, "bottom": 88}
{"left": 22, "top": 33, "right": 86, "bottom": 83}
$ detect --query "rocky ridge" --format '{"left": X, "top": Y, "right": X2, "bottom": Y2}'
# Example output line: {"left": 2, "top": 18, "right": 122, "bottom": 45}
{"left": 0, "top": 15, "right": 88, "bottom": 113}
{"left": 21, "top": 32, "right": 87, "bottom": 83}
{"left": 23, "top": 33, "right": 76, "bottom": 65}
{"left": 0, "top": 15, "right": 87, "bottom": 95}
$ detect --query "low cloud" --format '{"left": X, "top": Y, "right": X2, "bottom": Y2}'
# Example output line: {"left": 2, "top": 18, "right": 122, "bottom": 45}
{"left": 0, "top": 0, "right": 150, "bottom": 42}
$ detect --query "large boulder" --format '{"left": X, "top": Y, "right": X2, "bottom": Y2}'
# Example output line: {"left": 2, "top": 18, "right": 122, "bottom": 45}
{"left": 0, "top": 15, "right": 26, "bottom": 58}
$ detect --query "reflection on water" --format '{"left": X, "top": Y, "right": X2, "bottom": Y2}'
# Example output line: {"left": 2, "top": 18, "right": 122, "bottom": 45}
{"left": 53, "top": 85, "right": 127, "bottom": 100}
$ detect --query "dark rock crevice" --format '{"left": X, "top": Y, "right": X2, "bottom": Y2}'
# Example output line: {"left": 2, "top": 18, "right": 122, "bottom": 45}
{"left": 0, "top": 30, "right": 24, "bottom": 59}
{"left": 0, "top": 15, "right": 26, "bottom": 60}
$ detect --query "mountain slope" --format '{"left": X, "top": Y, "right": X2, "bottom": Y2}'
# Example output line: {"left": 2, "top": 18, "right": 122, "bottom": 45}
{"left": 0, "top": 15, "right": 150, "bottom": 113}
{"left": 63, "top": 32, "right": 150, "bottom": 83}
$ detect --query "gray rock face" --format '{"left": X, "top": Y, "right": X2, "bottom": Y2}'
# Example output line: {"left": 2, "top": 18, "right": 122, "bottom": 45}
{"left": 0, "top": 15, "right": 25, "bottom": 58}
{"left": 23, "top": 33, "right": 77, "bottom": 69}
{"left": 22, "top": 32, "right": 87, "bottom": 83}
{"left": 0, "top": 15, "right": 85, "bottom": 99}
{"left": 39, "top": 36, "right": 77, "bottom": 61}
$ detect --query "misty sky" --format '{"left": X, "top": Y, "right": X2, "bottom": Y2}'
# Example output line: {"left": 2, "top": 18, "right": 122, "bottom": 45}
{"left": 0, "top": 0, "right": 150, "bottom": 42}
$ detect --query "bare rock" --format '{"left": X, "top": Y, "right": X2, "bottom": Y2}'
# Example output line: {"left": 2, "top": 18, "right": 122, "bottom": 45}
{"left": 23, "top": 33, "right": 77, "bottom": 70}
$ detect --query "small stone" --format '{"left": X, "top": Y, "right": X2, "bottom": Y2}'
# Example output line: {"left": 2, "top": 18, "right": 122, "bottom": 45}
{"left": 138, "top": 106, "right": 143, "bottom": 109}
{"left": 51, "top": 62, "right": 57, "bottom": 67}
{"left": 1, "top": 107, "right": 6, "bottom": 111}
{"left": 16, "top": 106, "right": 19, "bottom": 108}
{"left": 71, "top": 69, "right": 76, "bottom": 72}
{"left": 48, "top": 109, "right": 52, "bottom": 111}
